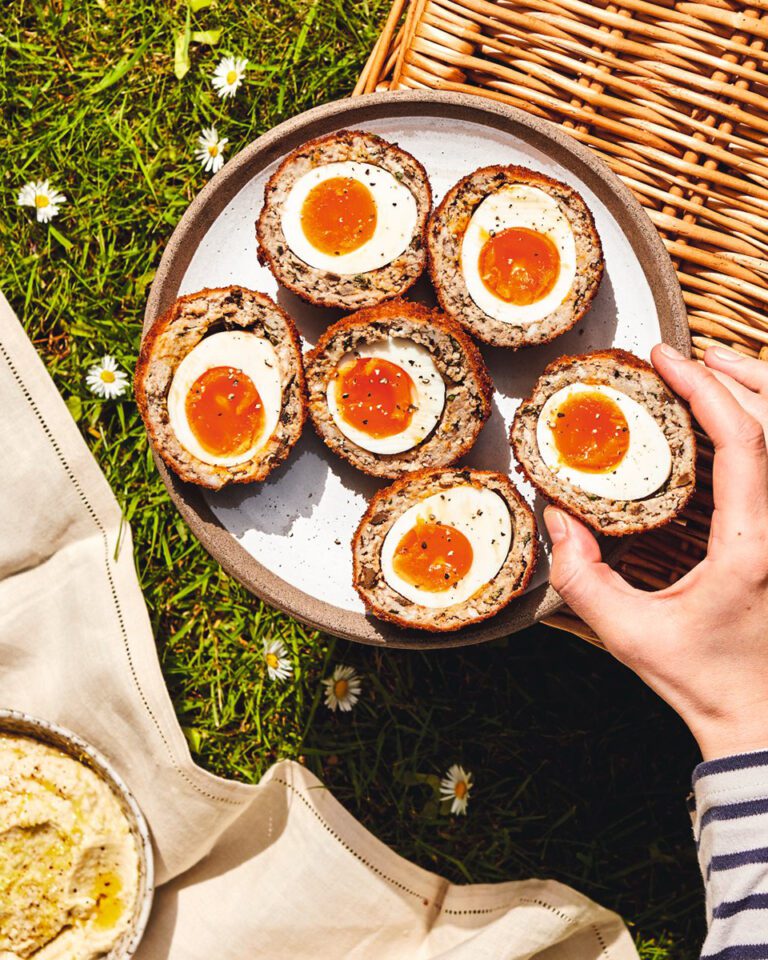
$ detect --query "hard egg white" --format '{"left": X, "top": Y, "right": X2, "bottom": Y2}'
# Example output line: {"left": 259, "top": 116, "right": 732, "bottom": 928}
{"left": 280, "top": 160, "right": 418, "bottom": 275}
{"left": 461, "top": 184, "right": 577, "bottom": 325}
{"left": 327, "top": 338, "right": 445, "bottom": 455}
{"left": 168, "top": 331, "right": 282, "bottom": 467}
{"left": 380, "top": 485, "right": 511, "bottom": 608}
{"left": 536, "top": 382, "right": 672, "bottom": 500}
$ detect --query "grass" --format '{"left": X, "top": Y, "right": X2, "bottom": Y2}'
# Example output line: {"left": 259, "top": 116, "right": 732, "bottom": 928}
{"left": 1, "top": 2, "right": 704, "bottom": 955}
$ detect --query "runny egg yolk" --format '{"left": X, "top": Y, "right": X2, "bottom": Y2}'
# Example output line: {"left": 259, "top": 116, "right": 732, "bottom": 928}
{"left": 392, "top": 520, "right": 473, "bottom": 592}
{"left": 185, "top": 366, "right": 265, "bottom": 458}
{"left": 550, "top": 390, "right": 630, "bottom": 473}
{"left": 301, "top": 177, "right": 377, "bottom": 255}
{"left": 335, "top": 356, "right": 415, "bottom": 439}
{"left": 478, "top": 226, "right": 560, "bottom": 305}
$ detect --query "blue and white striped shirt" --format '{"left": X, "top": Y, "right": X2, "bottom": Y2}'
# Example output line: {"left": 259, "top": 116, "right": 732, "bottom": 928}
{"left": 692, "top": 750, "right": 768, "bottom": 958}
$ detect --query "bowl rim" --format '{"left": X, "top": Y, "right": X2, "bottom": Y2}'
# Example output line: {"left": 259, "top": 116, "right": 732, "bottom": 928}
{"left": 0, "top": 708, "right": 155, "bottom": 959}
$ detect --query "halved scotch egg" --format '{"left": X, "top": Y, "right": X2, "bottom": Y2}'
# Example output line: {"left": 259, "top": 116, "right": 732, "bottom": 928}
{"left": 325, "top": 337, "right": 444, "bottom": 457}
{"left": 535, "top": 382, "right": 672, "bottom": 501}
{"left": 257, "top": 130, "right": 432, "bottom": 310}
{"left": 353, "top": 468, "right": 538, "bottom": 631}
{"left": 135, "top": 286, "right": 306, "bottom": 489}
{"left": 304, "top": 301, "right": 493, "bottom": 479}
{"left": 166, "top": 331, "right": 282, "bottom": 469}
{"left": 380, "top": 485, "right": 511, "bottom": 608}
{"left": 511, "top": 349, "right": 696, "bottom": 536}
{"left": 428, "top": 165, "right": 604, "bottom": 348}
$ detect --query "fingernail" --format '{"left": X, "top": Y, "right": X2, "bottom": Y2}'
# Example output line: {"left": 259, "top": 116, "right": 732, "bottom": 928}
{"left": 659, "top": 343, "right": 684, "bottom": 360}
{"left": 545, "top": 507, "right": 570, "bottom": 544}
{"left": 711, "top": 346, "right": 744, "bottom": 362}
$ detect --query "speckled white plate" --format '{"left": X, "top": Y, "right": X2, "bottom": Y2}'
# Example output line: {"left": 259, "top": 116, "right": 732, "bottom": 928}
{"left": 143, "top": 91, "right": 688, "bottom": 648}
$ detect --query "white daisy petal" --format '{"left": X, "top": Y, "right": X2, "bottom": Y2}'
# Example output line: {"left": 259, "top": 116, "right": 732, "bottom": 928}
{"left": 17, "top": 179, "right": 67, "bottom": 223}
{"left": 196, "top": 126, "right": 228, "bottom": 175}
{"left": 86, "top": 355, "right": 129, "bottom": 399}
{"left": 264, "top": 639, "right": 293, "bottom": 683}
{"left": 439, "top": 764, "right": 473, "bottom": 816}
{"left": 212, "top": 55, "right": 248, "bottom": 99}
{"left": 17, "top": 183, "right": 38, "bottom": 206}
{"left": 322, "top": 665, "right": 361, "bottom": 712}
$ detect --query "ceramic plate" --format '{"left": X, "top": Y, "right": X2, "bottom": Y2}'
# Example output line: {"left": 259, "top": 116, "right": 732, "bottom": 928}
{"left": 143, "top": 90, "right": 688, "bottom": 649}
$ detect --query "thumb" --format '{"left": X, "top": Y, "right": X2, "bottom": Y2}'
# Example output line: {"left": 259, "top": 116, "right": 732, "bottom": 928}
{"left": 544, "top": 506, "right": 648, "bottom": 646}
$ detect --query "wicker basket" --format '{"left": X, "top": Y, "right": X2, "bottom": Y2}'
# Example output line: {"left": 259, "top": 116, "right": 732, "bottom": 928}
{"left": 354, "top": 0, "right": 768, "bottom": 645}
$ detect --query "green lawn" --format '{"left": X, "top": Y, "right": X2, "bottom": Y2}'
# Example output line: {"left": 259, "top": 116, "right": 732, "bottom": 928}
{"left": 1, "top": 2, "right": 703, "bottom": 955}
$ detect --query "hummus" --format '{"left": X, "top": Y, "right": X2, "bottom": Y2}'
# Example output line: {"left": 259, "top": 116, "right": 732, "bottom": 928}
{"left": 0, "top": 734, "right": 140, "bottom": 959}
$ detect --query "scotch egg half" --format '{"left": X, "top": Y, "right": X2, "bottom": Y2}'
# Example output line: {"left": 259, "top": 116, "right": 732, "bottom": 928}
{"left": 380, "top": 485, "right": 512, "bottom": 608}
{"left": 461, "top": 184, "right": 577, "bottom": 326}
{"left": 536, "top": 382, "right": 672, "bottom": 500}
{"left": 167, "top": 330, "right": 282, "bottom": 468}
{"left": 326, "top": 337, "right": 445, "bottom": 455}
{"left": 280, "top": 160, "right": 418, "bottom": 275}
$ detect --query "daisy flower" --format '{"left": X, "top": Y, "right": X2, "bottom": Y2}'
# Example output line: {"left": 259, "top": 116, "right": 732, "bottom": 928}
{"left": 264, "top": 638, "right": 293, "bottom": 682}
{"left": 17, "top": 179, "right": 67, "bottom": 223}
{"left": 212, "top": 56, "right": 248, "bottom": 99}
{"left": 439, "top": 764, "right": 473, "bottom": 816}
{"left": 196, "top": 126, "right": 228, "bottom": 174}
{"left": 86, "top": 356, "right": 129, "bottom": 399}
{"left": 322, "top": 665, "right": 361, "bottom": 713}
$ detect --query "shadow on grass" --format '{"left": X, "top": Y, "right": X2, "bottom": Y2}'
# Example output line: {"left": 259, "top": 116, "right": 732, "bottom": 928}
{"left": 302, "top": 623, "right": 704, "bottom": 958}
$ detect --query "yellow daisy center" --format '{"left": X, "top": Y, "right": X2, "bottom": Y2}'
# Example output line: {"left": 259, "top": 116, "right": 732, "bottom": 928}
{"left": 100, "top": 370, "right": 116, "bottom": 384}
{"left": 454, "top": 781, "right": 467, "bottom": 799}
{"left": 266, "top": 652, "right": 279, "bottom": 670}
{"left": 226, "top": 70, "right": 238, "bottom": 84}
{"left": 208, "top": 144, "right": 219, "bottom": 157}
{"left": 35, "top": 194, "right": 50, "bottom": 208}
{"left": 334, "top": 679, "right": 349, "bottom": 699}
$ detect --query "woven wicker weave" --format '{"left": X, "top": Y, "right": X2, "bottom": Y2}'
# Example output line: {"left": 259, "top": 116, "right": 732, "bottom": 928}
{"left": 354, "top": 0, "right": 768, "bottom": 645}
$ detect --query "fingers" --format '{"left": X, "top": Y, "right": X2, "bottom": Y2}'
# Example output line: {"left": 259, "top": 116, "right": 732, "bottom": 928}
{"left": 544, "top": 507, "right": 648, "bottom": 646}
{"left": 652, "top": 344, "right": 768, "bottom": 549}
{"left": 707, "top": 369, "right": 768, "bottom": 437}
{"left": 704, "top": 345, "right": 768, "bottom": 397}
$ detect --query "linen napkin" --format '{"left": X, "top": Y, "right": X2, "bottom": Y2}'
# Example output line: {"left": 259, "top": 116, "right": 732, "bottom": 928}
{"left": 0, "top": 291, "right": 638, "bottom": 959}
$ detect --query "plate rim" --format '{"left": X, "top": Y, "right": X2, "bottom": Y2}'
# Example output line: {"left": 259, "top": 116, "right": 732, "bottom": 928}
{"left": 143, "top": 89, "right": 689, "bottom": 650}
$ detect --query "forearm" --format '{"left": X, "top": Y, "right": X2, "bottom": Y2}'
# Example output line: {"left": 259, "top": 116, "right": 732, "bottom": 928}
{"left": 692, "top": 750, "right": 768, "bottom": 958}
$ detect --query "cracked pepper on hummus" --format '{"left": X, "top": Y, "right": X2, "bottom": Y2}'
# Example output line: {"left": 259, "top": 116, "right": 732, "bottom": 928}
{"left": 0, "top": 734, "right": 140, "bottom": 960}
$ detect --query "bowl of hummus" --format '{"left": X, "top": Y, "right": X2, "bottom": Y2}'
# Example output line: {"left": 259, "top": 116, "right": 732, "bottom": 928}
{"left": 0, "top": 709, "right": 154, "bottom": 960}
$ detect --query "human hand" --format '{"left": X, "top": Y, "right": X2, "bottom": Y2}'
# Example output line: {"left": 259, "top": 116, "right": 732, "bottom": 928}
{"left": 543, "top": 343, "right": 768, "bottom": 761}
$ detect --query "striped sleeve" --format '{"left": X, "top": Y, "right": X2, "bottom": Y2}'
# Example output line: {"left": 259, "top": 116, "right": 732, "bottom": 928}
{"left": 691, "top": 750, "right": 768, "bottom": 959}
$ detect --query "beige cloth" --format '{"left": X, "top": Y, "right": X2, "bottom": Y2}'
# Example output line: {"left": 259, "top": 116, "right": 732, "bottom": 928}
{"left": 0, "top": 292, "right": 638, "bottom": 959}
